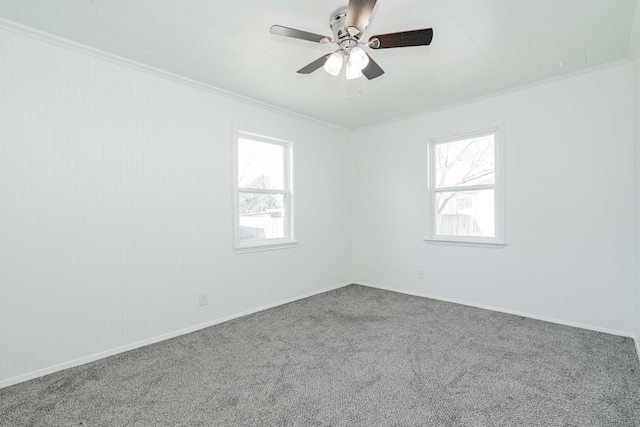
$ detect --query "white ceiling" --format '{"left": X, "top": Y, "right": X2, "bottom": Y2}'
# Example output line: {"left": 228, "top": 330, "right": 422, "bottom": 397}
{"left": 0, "top": 0, "right": 637, "bottom": 129}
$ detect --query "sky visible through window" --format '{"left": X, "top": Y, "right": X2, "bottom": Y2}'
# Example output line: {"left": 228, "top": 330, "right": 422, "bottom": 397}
{"left": 435, "top": 134, "right": 494, "bottom": 189}
{"left": 238, "top": 138, "right": 284, "bottom": 190}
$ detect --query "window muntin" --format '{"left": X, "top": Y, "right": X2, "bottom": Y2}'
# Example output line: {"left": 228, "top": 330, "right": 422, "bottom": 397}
{"left": 428, "top": 128, "right": 504, "bottom": 245}
{"left": 235, "top": 132, "right": 294, "bottom": 251}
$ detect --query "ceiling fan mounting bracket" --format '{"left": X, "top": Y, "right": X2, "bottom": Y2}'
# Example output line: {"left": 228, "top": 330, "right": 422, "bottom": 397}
{"left": 330, "top": 8, "right": 358, "bottom": 45}
{"left": 329, "top": 6, "right": 363, "bottom": 55}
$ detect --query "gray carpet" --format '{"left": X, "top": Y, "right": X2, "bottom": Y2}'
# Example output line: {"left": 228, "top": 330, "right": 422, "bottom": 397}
{"left": 2, "top": 284, "right": 640, "bottom": 426}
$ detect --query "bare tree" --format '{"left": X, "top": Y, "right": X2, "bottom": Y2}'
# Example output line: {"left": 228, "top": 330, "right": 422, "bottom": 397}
{"left": 436, "top": 136, "right": 494, "bottom": 214}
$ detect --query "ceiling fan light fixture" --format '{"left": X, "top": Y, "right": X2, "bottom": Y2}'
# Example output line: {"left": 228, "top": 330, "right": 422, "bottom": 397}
{"left": 349, "top": 46, "right": 369, "bottom": 71}
{"left": 324, "top": 51, "right": 344, "bottom": 76}
{"left": 346, "top": 61, "right": 363, "bottom": 80}
{"left": 272, "top": 1, "right": 434, "bottom": 81}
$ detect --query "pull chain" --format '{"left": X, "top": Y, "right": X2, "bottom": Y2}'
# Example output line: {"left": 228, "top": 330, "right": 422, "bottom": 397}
{"left": 347, "top": 84, "right": 363, "bottom": 101}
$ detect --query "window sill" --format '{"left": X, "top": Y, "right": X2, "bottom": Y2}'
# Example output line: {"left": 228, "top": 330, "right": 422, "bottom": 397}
{"left": 234, "top": 241, "right": 298, "bottom": 254}
{"left": 423, "top": 237, "right": 506, "bottom": 248}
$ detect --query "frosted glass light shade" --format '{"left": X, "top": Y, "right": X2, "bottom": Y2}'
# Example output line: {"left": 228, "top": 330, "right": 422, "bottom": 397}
{"left": 349, "top": 47, "right": 369, "bottom": 71}
{"left": 346, "top": 61, "right": 363, "bottom": 80}
{"left": 324, "top": 52, "right": 344, "bottom": 76}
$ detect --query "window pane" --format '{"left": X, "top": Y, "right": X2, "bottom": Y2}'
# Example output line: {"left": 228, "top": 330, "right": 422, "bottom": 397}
{"left": 435, "top": 134, "right": 495, "bottom": 188}
{"left": 436, "top": 189, "right": 494, "bottom": 237}
{"left": 238, "top": 138, "right": 284, "bottom": 190}
{"left": 239, "top": 193, "right": 285, "bottom": 241}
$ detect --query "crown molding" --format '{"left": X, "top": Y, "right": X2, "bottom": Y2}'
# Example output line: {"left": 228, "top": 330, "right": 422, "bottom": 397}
{"left": 0, "top": 18, "right": 351, "bottom": 135}
{"left": 354, "top": 58, "right": 632, "bottom": 134}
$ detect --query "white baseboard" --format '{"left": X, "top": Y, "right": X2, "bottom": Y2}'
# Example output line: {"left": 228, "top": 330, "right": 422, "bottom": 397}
{"left": 354, "top": 281, "right": 636, "bottom": 339}
{"left": 0, "top": 281, "right": 352, "bottom": 390}
{"left": 4, "top": 280, "right": 635, "bottom": 389}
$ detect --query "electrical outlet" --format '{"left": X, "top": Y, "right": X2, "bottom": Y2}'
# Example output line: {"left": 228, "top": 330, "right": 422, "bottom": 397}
{"left": 417, "top": 270, "right": 424, "bottom": 280}
{"left": 199, "top": 292, "right": 209, "bottom": 306}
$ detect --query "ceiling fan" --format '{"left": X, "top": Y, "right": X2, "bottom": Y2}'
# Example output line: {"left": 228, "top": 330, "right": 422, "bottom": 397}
{"left": 270, "top": 0, "right": 433, "bottom": 80}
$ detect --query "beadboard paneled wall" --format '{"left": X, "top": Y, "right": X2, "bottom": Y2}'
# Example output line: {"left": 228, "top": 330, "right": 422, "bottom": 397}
{"left": 0, "top": 27, "right": 352, "bottom": 386}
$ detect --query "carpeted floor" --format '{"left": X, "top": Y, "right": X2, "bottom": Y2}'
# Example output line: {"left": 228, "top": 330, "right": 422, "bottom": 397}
{"left": 1, "top": 284, "right": 640, "bottom": 426}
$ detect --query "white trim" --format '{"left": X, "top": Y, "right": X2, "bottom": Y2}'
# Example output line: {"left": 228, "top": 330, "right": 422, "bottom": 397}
{"left": 354, "top": 59, "right": 632, "bottom": 133}
{"left": 239, "top": 188, "right": 286, "bottom": 196}
{"left": 423, "top": 237, "right": 505, "bottom": 248}
{"left": 234, "top": 241, "right": 298, "bottom": 254}
{"left": 0, "top": 281, "right": 352, "bottom": 390}
{"left": 430, "top": 127, "right": 499, "bottom": 145}
{"left": 435, "top": 183, "right": 496, "bottom": 193}
{"left": 0, "top": 18, "right": 350, "bottom": 135}
{"left": 635, "top": 336, "right": 640, "bottom": 363}
{"left": 0, "top": 18, "right": 631, "bottom": 136}
{"left": 233, "top": 130, "right": 295, "bottom": 252}
{"left": 426, "top": 125, "right": 505, "bottom": 246}
{"left": 354, "top": 281, "right": 636, "bottom": 338}
{"left": 495, "top": 123, "right": 506, "bottom": 244}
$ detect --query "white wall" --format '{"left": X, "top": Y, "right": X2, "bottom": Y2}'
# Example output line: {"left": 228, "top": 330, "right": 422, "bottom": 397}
{"left": 630, "top": 2, "right": 640, "bottom": 352}
{"left": 2, "top": 16, "right": 639, "bottom": 390}
{"left": 0, "top": 27, "right": 352, "bottom": 387}
{"left": 352, "top": 64, "right": 635, "bottom": 335}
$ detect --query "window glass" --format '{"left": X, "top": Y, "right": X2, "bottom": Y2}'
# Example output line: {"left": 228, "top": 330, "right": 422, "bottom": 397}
{"left": 235, "top": 132, "right": 294, "bottom": 252}
{"left": 238, "top": 138, "right": 284, "bottom": 190}
{"left": 435, "top": 134, "right": 495, "bottom": 188}
{"left": 238, "top": 193, "right": 285, "bottom": 241}
{"left": 435, "top": 189, "right": 495, "bottom": 238}
{"left": 428, "top": 128, "right": 503, "bottom": 244}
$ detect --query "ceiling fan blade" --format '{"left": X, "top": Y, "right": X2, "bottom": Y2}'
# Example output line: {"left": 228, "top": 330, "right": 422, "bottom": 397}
{"left": 345, "top": 0, "right": 377, "bottom": 36}
{"left": 361, "top": 53, "right": 384, "bottom": 80}
{"left": 270, "top": 25, "right": 332, "bottom": 44}
{"left": 297, "top": 54, "right": 332, "bottom": 74}
{"left": 369, "top": 28, "right": 433, "bottom": 49}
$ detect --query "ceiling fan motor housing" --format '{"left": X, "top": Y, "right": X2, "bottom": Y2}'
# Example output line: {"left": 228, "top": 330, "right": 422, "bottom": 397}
{"left": 330, "top": 8, "right": 360, "bottom": 51}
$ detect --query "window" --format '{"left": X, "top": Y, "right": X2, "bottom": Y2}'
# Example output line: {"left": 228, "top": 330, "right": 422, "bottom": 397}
{"left": 234, "top": 131, "right": 295, "bottom": 252}
{"left": 427, "top": 127, "right": 504, "bottom": 245}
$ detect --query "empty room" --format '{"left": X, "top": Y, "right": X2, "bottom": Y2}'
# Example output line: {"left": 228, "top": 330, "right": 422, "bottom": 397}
{"left": 2, "top": 0, "right": 640, "bottom": 425}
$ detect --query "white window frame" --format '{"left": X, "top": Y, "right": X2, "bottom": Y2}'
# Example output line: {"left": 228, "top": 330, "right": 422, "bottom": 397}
{"left": 425, "top": 126, "right": 505, "bottom": 247}
{"left": 233, "top": 130, "right": 296, "bottom": 253}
